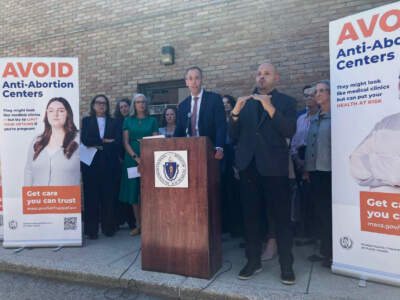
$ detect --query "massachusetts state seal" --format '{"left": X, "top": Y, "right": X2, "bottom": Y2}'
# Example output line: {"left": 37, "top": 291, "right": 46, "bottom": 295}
{"left": 155, "top": 151, "right": 188, "bottom": 187}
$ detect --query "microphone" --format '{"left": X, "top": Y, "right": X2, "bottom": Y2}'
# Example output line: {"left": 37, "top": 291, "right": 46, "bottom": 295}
{"left": 186, "top": 112, "right": 192, "bottom": 137}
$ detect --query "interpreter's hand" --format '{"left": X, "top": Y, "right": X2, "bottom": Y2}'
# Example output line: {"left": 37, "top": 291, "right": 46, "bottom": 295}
{"left": 232, "top": 95, "right": 252, "bottom": 116}
{"left": 252, "top": 94, "right": 275, "bottom": 117}
{"left": 214, "top": 148, "right": 224, "bottom": 160}
{"left": 252, "top": 94, "right": 272, "bottom": 107}
{"left": 302, "top": 171, "right": 310, "bottom": 183}
{"left": 102, "top": 138, "right": 115, "bottom": 143}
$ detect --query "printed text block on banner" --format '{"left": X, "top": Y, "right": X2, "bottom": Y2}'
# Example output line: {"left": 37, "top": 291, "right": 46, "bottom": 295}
{"left": 22, "top": 186, "right": 81, "bottom": 214}
{"left": 360, "top": 191, "right": 400, "bottom": 236}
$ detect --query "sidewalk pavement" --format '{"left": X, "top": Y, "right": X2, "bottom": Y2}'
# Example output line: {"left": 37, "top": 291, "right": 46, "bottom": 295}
{"left": 0, "top": 228, "right": 399, "bottom": 300}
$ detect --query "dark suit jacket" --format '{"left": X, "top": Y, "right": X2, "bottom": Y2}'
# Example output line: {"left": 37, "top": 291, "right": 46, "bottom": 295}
{"left": 229, "top": 89, "right": 297, "bottom": 176}
{"left": 174, "top": 90, "right": 226, "bottom": 148}
{"left": 81, "top": 116, "right": 122, "bottom": 172}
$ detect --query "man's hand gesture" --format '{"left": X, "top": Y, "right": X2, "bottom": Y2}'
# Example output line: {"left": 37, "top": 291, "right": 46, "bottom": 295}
{"left": 252, "top": 94, "right": 276, "bottom": 117}
{"left": 231, "top": 95, "right": 252, "bottom": 119}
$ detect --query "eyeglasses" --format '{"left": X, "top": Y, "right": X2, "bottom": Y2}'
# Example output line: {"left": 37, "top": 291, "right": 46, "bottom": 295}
{"left": 95, "top": 101, "right": 107, "bottom": 105}
{"left": 304, "top": 94, "right": 315, "bottom": 98}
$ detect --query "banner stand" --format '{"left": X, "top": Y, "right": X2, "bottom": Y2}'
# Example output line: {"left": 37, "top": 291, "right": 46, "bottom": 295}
{"left": 0, "top": 58, "right": 82, "bottom": 248}
{"left": 330, "top": 3, "right": 400, "bottom": 287}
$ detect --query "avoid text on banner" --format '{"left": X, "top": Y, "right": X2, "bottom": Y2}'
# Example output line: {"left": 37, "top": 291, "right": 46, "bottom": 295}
{"left": 330, "top": 3, "right": 400, "bottom": 286}
{"left": 0, "top": 58, "right": 82, "bottom": 247}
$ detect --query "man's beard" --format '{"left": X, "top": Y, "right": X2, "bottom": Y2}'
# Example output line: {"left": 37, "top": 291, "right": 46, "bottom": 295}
{"left": 256, "top": 84, "right": 271, "bottom": 94}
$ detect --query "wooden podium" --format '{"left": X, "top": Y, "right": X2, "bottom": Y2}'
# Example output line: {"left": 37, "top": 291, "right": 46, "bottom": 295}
{"left": 140, "top": 137, "right": 222, "bottom": 279}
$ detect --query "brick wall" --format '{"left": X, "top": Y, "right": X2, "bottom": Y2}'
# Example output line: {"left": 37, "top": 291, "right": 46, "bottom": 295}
{"left": 0, "top": 0, "right": 396, "bottom": 112}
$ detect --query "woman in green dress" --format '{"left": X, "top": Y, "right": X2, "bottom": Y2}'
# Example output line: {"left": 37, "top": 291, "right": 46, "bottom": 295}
{"left": 119, "top": 93, "right": 159, "bottom": 236}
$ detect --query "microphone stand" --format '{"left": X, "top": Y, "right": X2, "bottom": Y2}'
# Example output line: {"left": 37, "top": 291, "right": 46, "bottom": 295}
{"left": 186, "top": 112, "right": 192, "bottom": 137}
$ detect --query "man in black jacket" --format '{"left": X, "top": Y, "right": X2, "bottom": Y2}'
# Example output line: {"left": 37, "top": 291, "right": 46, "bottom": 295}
{"left": 229, "top": 63, "right": 297, "bottom": 284}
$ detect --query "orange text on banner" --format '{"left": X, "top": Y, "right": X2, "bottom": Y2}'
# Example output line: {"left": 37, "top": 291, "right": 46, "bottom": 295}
{"left": 22, "top": 186, "right": 80, "bottom": 214}
{"left": 360, "top": 191, "right": 400, "bottom": 236}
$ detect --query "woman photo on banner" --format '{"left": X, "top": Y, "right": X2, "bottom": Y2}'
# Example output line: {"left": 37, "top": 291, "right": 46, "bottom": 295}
{"left": 24, "top": 97, "right": 80, "bottom": 186}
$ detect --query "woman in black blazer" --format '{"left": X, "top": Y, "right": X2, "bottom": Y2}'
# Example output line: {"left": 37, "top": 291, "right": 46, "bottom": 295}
{"left": 81, "top": 94, "right": 122, "bottom": 239}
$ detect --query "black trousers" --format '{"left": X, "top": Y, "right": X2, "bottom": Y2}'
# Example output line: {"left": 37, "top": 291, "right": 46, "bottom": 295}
{"left": 221, "top": 167, "right": 244, "bottom": 236}
{"left": 239, "top": 160, "right": 293, "bottom": 269}
{"left": 300, "top": 179, "right": 319, "bottom": 238}
{"left": 82, "top": 153, "right": 116, "bottom": 236}
{"left": 309, "top": 171, "right": 332, "bottom": 258}
{"left": 293, "top": 159, "right": 318, "bottom": 239}
{"left": 115, "top": 168, "right": 135, "bottom": 228}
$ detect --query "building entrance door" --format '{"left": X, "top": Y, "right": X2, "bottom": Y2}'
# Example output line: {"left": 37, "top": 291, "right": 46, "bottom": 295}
{"left": 138, "top": 79, "right": 189, "bottom": 126}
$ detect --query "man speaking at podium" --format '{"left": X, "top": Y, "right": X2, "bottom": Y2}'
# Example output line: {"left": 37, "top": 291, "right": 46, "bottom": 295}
{"left": 229, "top": 63, "right": 297, "bottom": 284}
{"left": 174, "top": 66, "right": 226, "bottom": 160}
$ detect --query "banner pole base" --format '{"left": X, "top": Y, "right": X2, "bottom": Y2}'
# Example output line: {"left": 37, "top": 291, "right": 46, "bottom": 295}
{"left": 52, "top": 245, "right": 64, "bottom": 252}
{"left": 13, "top": 247, "right": 25, "bottom": 253}
{"left": 358, "top": 279, "right": 367, "bottom": 288}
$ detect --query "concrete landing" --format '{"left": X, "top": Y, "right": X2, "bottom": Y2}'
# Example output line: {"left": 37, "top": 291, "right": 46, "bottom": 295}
{"left": 0, "top": 229, "right": 399, "bottom": 300}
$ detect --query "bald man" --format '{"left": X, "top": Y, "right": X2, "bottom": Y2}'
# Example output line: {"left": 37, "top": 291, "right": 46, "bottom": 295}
{"left": 229, "top": 63, "right": 297, "bottom": 284}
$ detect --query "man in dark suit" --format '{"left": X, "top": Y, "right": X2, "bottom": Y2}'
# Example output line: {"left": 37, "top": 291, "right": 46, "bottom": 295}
{"left": 229, "top": 63, "right": 297, "bottom": 284}
{"left": 174, "top": 66, "right": 226, "bottom": 159}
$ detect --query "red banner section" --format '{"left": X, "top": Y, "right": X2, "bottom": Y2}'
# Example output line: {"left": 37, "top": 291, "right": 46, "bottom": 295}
{"left": 360, "top": 191, "right": 400, "bottom": 236}
{"left": 22, "top": 186, "right": 80, "bottom": 214}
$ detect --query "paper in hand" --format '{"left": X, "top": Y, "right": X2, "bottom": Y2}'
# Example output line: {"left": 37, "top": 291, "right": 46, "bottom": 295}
{"left": 79, "top": 144, "right": 97, "bottom": 166}
{"left": 127, "top": 167, "right": 141, "bottom": 178}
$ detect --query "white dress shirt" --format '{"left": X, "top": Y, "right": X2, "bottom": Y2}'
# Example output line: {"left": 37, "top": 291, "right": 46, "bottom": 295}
{"left": 97, "top": 117, "right": 106, "bottom": 139}
{"left": 24, "top": 136, "right": 81, "bottom": 186}
{"left": 190, "top": 89, "right": 203, "bottom": 137}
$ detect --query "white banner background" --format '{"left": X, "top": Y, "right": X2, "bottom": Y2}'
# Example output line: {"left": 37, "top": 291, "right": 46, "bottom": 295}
{"left": 330, "top": 3, "right": 400, "bottom": 285}
{"left": 0, "top": 58, "right": 81, "bottom": 247}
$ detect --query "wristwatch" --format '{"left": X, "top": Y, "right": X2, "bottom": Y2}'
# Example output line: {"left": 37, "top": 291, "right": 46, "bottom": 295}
{"left": 132, "top": 153, "right": 137, "bottom": 159}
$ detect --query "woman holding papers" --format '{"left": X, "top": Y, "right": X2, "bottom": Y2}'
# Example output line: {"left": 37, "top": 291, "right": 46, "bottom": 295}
{"left": 24, "top": 97, "right": 80, "bottom": 186}
{"left": 119, "top": 93, "right": 158, "bottom": 236}
{"left": 81, "top": 94, "right": 122, "bottom": 239}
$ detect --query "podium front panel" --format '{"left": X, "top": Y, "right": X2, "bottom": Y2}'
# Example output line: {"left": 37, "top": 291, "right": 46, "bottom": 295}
{"left": 140, "top": 137, "right": 221, "bottom": 279}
